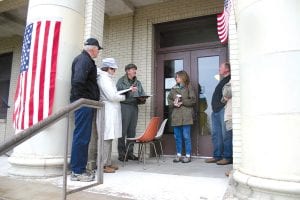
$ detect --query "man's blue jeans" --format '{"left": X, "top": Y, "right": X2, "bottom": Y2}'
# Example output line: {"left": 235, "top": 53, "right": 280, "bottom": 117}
{"left": 211, "top": 109, "right": 226, "bottom": 160}
{"left": 173, "top": 125, "right": 192, "bottom": 156}
{"left": 223, "top": 129, "right": 233, "bottom": 160}
{"left": 71, "top": 107, "right": 94, "bottom": 174}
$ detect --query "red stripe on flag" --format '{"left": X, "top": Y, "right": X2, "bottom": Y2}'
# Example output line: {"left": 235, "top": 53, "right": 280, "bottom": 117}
{"left": 21, "top": 74, "right": 28, "bottom": 129}
{"left": 38, "top": 21, "right": 50, "bottom": 121}
{"left": 29, "top": 22, "right": 41, "bottom": 127}
{"left": 13, "top": 76, "right": 21, "bottom": 128}
{"left": 48, "top": 22, "right": 61, "bottom": 116}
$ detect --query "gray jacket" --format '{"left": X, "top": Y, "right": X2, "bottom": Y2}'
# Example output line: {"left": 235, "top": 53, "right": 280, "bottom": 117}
{"left": 116, "top": 75, "right": 145, "bottom": 106}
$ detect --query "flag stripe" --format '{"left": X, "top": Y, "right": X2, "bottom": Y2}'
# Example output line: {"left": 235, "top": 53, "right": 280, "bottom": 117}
{"left": 217, "top": 0, "right": 231, "bottom": 44}
{"left": 22, "top": 74, "right": 28, "bottom": 129}
{"left": 38, "top": 21, "right": 50, "bottom": 121}
{"left": 49, "top": 22, "right": 61, "bottom": 116}
{"left": 13, "top": 20, "right": 61, "bottom": 130}
{"left": 29, "top": 21, "right": 41, "bottom": 127}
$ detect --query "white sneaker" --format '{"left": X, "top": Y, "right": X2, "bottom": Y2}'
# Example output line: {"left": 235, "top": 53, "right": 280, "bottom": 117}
{"left": 70, "top": 171, "right": 95, "bottom": 182}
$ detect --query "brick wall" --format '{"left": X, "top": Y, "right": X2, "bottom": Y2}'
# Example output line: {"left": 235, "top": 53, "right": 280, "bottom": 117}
{"left": 228, "top": 0, "right": 241, "bottom": 169}
{"left": 84, "top": 0, "right": 105, "bottom": 64}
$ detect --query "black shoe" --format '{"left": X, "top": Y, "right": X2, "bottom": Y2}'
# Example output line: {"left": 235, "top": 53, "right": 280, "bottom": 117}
{"left": 127, "top": 155, "right": 139, "bottom": 160}
{"left": 118, "top": 156, "right": 128, "bottom": 162}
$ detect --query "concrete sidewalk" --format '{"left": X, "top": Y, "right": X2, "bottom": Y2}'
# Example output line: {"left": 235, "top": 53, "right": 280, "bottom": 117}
{"left": 0, "top": 156, "right": 233, "bottom": 200}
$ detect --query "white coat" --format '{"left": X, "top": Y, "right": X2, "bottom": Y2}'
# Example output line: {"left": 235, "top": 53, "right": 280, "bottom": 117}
{"left": 97, "top": 70, "right": 125, "bottom": 140}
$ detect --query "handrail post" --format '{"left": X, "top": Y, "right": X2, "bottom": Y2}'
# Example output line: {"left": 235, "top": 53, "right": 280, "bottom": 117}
{"left": 97, "top": 107, "right": 105, "bottom": 183}
{"left": 62, "top": 112, "right": 70, "bottom": 200}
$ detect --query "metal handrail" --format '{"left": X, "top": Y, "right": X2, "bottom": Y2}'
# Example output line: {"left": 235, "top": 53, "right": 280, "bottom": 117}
{"left": 0, "top": 98, "right": 105, "bottom": 200}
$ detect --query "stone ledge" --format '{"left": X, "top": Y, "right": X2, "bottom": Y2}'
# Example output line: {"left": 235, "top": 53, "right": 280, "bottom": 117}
{"left": 233, "top": 170, "right": 300, "bottom": 199}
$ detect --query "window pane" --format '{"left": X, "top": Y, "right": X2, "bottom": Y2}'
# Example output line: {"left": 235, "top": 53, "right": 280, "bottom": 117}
{"left": 197, "top": 56, "right": 219, "bottom": 136}
{"left": 158, "top": 15, "right": 219, "bottom": 48}
{"left": 0, "top": 52, "right": 13, "bottom": 119}
{"left": 164, "top": 59, "right": 183, "bottom": 134}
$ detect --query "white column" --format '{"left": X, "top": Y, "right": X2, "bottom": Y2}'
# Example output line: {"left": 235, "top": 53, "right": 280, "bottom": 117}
{"left": 8, "top": 0, "right": 85, "bottom": 177}
{"left": 233, "top": 0, "right": 300, "bottom": 199}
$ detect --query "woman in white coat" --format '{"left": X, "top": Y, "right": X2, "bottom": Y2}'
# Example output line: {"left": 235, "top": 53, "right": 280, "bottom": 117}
{"left": 96, "top": 58, "right": 135, "bottom": 173}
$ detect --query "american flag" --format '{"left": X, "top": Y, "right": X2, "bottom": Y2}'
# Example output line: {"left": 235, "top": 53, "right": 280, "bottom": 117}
{"left": 13, "top": 20, "right": 61, "bottom": 130}
{"left": 217, "top": 0, "right": 232, "bottom": 44}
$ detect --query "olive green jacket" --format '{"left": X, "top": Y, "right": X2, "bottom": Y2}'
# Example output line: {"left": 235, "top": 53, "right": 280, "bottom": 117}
{"left": 116, "top": 75, "right": 145, "bottom": 106}
{"left": 167, "top": 84, "right": 196, "bottom": 126}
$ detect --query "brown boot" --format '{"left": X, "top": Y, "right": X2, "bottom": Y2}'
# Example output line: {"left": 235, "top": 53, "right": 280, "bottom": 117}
{"left": 108, "top": 164, "right": 119, "bottom": 170}
{"left": 216, "top": 159, "right": 232, "bottom": 165}
{"left": 205, "top": 157, "right": 220, "bottom": 163}
{"left": 103, "top": 166, "right": 115, "bottom": 173}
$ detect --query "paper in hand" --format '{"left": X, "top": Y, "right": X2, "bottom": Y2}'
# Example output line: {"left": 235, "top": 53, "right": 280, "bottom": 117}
{"left": 117, "top": 88, "right": 132, "bottom": 95}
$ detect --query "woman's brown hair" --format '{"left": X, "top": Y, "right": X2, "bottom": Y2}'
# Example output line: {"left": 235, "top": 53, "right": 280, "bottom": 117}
{"left": 175, "top": 70, "right": 190, "bottom": 86}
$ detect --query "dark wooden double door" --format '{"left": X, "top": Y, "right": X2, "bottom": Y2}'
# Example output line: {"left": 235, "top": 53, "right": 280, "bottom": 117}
{"left": 155, "top": 47, "right": 227, "bottom": 157}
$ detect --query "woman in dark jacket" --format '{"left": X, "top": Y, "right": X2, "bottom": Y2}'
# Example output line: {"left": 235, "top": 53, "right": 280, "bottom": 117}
{"left": 167, "top": 70, "right": 196, "bottom": 163}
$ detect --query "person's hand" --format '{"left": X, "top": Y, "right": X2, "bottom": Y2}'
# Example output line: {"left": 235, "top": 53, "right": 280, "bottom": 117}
{"left": 130, "top": 85, "right": 138, "bottom": 92}
{"left": 137, "top": 97, "right": 146, "bottom": 104}
{"left": 173, "top": 101, "right": 182, "bottom": 107}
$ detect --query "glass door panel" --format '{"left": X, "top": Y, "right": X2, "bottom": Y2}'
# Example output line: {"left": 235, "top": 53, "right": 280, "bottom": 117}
{"left": 164, "top": 59, "right": 183, "bottom": 134}
{"left": 190, "top": 48, "right": 226, "bottom": 156}
{"left": 197, "top": 56, "right": 219, "bottom": 136}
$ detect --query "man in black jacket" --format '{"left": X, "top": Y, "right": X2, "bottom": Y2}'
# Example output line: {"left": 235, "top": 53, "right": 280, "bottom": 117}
{"left": 70, "top": 38, "right": 101, "bottom": 182}
{"left": 205, "top": 62, "right": 232, "bottom": 165}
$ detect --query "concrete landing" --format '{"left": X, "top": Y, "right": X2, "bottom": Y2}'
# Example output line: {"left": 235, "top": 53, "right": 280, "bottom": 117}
{"left": 0, "top": 156, "right": 233, "bottom": 200}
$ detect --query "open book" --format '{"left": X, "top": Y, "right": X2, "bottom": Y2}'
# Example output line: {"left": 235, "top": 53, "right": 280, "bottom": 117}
{"left": 134, "top": 94, "right": 152, "bottom": 104}
{"left": 133, "top": 94, "right": 152, "bottom": 99}
{"left": 116, "top": 88, "right": 132, "bottom": 95}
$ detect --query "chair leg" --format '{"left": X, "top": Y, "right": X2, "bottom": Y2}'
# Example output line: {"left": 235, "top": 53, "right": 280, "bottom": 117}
{"left": 142, "top": 143, "right": 146, "bottom": 169}
{"left": 123, "top": 142, "right": 134, "bottom": 167}
{"left": 158, "top": 141, "right": 165, "bottom": 162}
{"left": 138, "top": 143, "right": 143, "bottom": 163}
{"left": 150, "top": 142, "right": 159, "bottom": 164}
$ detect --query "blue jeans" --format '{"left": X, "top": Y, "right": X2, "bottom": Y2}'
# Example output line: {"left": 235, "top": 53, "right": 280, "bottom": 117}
{"left": 211, "top": 109, "right": 226, "bottom": 160}
{"left": 70, "top": 107, "right": 94, "bottom": 174}
{"left": 173, "top": 125, "right": 192, "bottom": 156}
{"left": 223, "top": 129, "right": 233, "bottom": 160}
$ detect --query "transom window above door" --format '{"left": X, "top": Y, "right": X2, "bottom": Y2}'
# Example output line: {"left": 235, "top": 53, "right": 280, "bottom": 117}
{"left": 155, "top": 15, "right": 219, "bottom": 48}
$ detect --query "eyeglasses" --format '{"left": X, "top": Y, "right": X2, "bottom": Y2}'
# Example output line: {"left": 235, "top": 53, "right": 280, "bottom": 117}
{"left": 108, "top": 68, "right": 116, "bottom": 71}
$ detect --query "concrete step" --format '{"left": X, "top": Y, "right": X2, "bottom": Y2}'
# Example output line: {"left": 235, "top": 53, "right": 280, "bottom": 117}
{"left": 0, "top": 176, "right": 130, "bottom": 200}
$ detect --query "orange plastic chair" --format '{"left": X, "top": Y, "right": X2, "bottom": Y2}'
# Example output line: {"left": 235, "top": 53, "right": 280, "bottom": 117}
{"left": 124, "top": 117, "right": 160, "bottom": 168}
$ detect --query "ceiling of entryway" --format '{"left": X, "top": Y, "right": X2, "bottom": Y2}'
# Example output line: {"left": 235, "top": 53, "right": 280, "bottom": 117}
{"left": 0, "top": 0, "right": 171, "bottom": 38}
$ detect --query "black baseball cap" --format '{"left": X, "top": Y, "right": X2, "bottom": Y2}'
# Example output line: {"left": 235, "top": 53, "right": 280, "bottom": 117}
{"left": 84, "top": 38, "right": 103, "bottom": 50}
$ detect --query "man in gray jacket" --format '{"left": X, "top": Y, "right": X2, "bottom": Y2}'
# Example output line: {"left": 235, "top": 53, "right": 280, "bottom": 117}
{"left": 116, "top": 64, "right": 146, "bottom": 161}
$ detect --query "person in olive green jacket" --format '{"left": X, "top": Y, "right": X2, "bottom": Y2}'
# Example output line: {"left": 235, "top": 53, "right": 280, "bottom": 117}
{"left": 116, "top": 63, "right": 146, "bottom": 161}
{"left": 167, "top": 70, "right": 196, "bottom": 163}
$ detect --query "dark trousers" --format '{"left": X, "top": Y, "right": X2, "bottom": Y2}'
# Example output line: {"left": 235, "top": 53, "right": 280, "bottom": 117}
{"left": 118, "top": 104, "right": 138, "bottom": 157}
{"left": 70, "top": 107, "right": 94, "bottom": 174}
